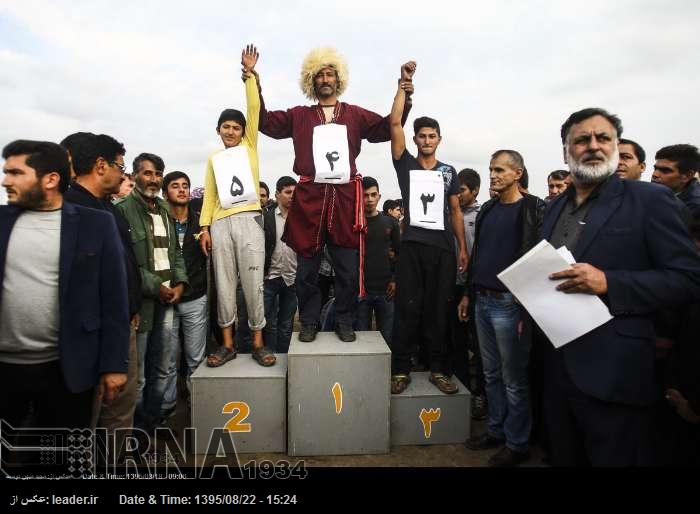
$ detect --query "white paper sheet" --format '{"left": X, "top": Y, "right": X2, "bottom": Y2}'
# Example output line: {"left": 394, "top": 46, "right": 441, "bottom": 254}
{"left": 211, "top": 146, "right": 258, "bottom": 209}
{"left": 408, "top": 170, "right": 445, "bottom": 230}
{"left": 497, "top": 240, "right": 612, "bottom": 347}
{"left": 312, "top": 124, "right": 351, "bottom": 184}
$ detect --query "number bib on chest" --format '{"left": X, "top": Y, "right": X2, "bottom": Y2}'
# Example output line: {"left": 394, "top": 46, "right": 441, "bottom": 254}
{"left": 211, "top": 146, "right": 258, "bottom": 209}
{"left": 409, "top": 170, "right": 445, "bottom": 230}
{"left": 312, "top": 124, "right": 351, "bottom": 184}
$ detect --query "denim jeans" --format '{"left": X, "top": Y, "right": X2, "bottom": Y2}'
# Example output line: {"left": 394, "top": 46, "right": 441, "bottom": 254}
{"left": 263, "top": 277, "right": 298, "bottom": 353}
{"left": 354, "top": 293, "right": 394, "bottom": 345}
{"left": 162, "top": 294, "right": 208, "bottom": 415}
{"left": 135, "top": 303, "right": 175, "bottom": 433}
{"left": 474, "top": 291, "right": 531, "bottom": 452}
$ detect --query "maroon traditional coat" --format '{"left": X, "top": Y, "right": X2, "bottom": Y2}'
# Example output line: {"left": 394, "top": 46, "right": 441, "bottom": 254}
{"left": 259, "top": 98, "right": 410, "bottom": 257}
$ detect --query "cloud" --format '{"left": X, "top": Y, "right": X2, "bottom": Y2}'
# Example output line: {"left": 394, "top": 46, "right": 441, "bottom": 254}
{"left": 1, "top": 0, "right": 698, "bottom": 204}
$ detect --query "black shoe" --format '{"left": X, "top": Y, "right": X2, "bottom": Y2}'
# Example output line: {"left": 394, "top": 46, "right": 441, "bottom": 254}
{"left": 464, "top": 433, "right": 505, "bottom": 451}
{"left": 299, "top": 324, "right": 318, "bottom": 342}
{"left": 471, "top": 393, "right": 488, "bottom": 421}
{"left": 335, "top": 323, "right": 356, "bottom": 342}
{"left": 487, "top": 446, "right": 530, "bottom": 467}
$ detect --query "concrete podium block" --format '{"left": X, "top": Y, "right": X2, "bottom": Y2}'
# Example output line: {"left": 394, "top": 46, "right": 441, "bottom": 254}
{"left": 390, "top": 372, "right": 471, "bottom": 446}
{"left": 287, "top": 331, "right": 390, "bottom": 456}
{"left": 191, "top": 354, "right": 287, "bottom": 454}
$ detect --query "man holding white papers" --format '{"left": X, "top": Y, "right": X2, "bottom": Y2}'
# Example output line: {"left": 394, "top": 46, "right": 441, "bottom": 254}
{"left": 459, "top": 150, "right": 545, "bottom": 467}
{"left": 255, "top": 47, "right": 413, "bottom": 343}
{"left": 541, "top": 107, "right": 700, "bottom": 466}
{"left": 199, "top": 45, "right": 275, "bottom": 368}
{"left": 389, "top": 62, "right": 468, "bottom": 396}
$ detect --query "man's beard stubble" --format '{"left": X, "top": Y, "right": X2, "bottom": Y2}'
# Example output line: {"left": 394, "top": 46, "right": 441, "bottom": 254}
{"left": 11, "top": 181, "right": 47, "bottom": 209}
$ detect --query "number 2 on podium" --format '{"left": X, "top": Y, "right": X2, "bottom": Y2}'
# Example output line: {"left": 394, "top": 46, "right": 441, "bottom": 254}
{"left": 222, "top": 401, "right": 252, "bottom": 432}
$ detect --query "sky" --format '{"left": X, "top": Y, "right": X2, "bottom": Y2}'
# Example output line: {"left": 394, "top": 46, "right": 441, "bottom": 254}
{"left": 1, "top": 0, "right": 698, "bottom": 205}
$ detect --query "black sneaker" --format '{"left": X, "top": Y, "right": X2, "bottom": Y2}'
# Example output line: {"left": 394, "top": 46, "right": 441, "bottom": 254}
{"left": 464, "top": 433, "right": 505, "bottom": 451}
{"left": 335, "top": 323, "right": 356, "bottom": 342}
{"left": 299, "top": 324, "right": 318, "bottom": 342}
{"left": 487, "top": 446, "right": 530, "bottom": 467}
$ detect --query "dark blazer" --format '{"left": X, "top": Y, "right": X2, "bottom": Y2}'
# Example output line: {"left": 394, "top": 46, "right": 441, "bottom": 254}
{"left": 0, "top": 202, "right": 130, "bottom": 393}
{"left": 541, "top": 175, "right": 700, "bottom": 406}
{"left": 64, "top": 181, "right": 142, "bottom": 317}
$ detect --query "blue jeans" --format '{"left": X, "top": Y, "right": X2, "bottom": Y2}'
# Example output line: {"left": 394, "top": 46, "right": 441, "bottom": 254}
{"left": 475, "top": 291, "right": 531, "bottom": 452}
{"left": 354, "top": 293, "right": 394, "bottom": 345}
{"left": 263, "top": 277, "right": 298, "bottom": 353}
{"left": 135, "top": 303, "right": 175, "bottom": 433}
{"left": 162, "top": 294, "right": 208, "bottom": 415}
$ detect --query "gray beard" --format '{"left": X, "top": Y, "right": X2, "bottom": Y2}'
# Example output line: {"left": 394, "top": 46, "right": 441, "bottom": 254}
{"left": 569, "top": 153, "right": 619, "bottom": 186}
{"left": 135, "top": 184, "right": 158, "bottom": 199}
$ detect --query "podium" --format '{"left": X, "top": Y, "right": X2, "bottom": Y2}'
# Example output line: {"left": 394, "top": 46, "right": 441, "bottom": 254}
{"left": 390, "top": 372, "right": 471, "bottom": 446}
{"left": 190, "top": 354, "right": 287, "bottom": 454}
{"left": 287, "top": 331, "right": 390, "bottom": 456}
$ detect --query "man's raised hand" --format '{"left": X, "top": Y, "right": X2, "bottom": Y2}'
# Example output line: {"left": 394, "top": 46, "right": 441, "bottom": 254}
{"left": 241, "top": 44, "right": 259, "bottom": 72}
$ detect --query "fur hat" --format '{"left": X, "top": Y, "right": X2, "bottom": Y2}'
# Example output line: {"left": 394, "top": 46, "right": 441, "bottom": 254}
{"left": 299, "top": 47, "right": 349, "bottom": 101}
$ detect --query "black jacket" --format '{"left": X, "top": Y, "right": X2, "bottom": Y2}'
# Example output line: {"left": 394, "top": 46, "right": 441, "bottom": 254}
{"left": 64, "top": 181, "right": 142, "bottom": 317}
{"left": 466, "top": 193, "right": 546, "bottom": 296}
{"left": 174, "top": 205, "right": 207, "bottom": 301}
{"left": 264, "top": 207, "right": 277, "bottom": 275}
{"left": 678, "top": 178, "right": 700, "bottom": 222}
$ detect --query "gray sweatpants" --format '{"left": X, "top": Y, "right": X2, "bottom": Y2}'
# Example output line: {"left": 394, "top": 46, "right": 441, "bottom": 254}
{"left": 211, "top": 211, "right": 266, "bottom": 331}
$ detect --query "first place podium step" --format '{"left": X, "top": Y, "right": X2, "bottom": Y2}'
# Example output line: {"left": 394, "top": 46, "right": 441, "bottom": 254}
{"left": 287, "top": 331, "right": 390, "bottom": 456}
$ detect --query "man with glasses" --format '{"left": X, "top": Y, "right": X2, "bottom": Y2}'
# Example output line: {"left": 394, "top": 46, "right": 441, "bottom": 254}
{"left": 64, "top": 134, "right": 142, "bottom": 435}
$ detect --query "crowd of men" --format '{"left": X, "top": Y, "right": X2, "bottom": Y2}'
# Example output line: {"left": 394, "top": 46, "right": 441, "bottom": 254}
{"left": 2, "top": 44, "right": 700, "bottom": 468}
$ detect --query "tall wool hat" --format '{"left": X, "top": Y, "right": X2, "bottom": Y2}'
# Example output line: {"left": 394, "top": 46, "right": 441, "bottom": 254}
{"left": 299, "top": 46, "right": 349, "bottom": 101}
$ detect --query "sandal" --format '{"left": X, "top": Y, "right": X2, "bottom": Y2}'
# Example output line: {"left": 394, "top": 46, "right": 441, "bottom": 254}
{"left": 391, "top": 374, "right": 411, "bottom": 394}
{"left": 206, "top": 346, "right": 237, "bottom": 367}
{"left": 429, "top": 373, "right": 458, "bottom": 394}
{"left": 252, "top": 346, "right": 276, "bottom": 367}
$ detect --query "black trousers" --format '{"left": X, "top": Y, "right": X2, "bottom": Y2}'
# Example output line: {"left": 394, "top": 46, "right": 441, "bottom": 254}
{"left": 449, "top": 285, "right": 485, "bottom": 394}
{"left": 296, "top": 244, "right": 358, "bottom": 327}
{"left": 0, "top": 360, "right": 95, "bottom": 430}
{"left": 542, "top": 344, "right": 654, "bottom": 466}
{"left": 392, "top": 241, "right": 456, "bottom": 375}
{"left": 0, "top": 360, "right": 95, "bottom": 474}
